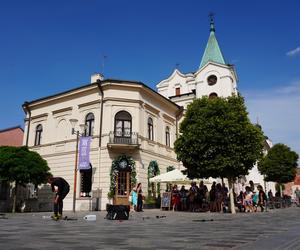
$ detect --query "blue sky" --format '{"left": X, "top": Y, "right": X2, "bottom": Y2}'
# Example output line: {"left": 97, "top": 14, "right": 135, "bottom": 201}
{"left": 1, "top": 0, "right": 299, "bottom": 158}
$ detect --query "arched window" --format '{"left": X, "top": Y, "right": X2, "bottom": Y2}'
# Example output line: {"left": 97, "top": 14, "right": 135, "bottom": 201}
{"left": 148, "top": 117, "right": 154, "bottom": 141}
{"left": 34, "top": 124, "right": 43, "bottom": 146}
{"left": 85, "top": 113, "right": 95, "bottom": 136}
{"left": 165, "top": 126, "right": 170, "bottom": 147}
{"left": 209, "top": 92, "right": 218, "bottom": 99}
{"left": 114, "top": 111, "right": 132, "bottom": 137}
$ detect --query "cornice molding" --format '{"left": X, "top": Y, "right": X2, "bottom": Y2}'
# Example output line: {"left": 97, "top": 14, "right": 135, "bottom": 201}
{"left": 52, "top": 107, "right": 73, "bottom": 115}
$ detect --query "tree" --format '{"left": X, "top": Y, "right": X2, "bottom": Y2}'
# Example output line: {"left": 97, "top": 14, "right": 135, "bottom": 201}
{"left": 258, "top": 143, "right": 298, "bottom": 196}
{"left": 174, "top": 95, "right": 265, "bottom": 213}
{"left": 0, "top": 146, "right": 51, "bottom": 212}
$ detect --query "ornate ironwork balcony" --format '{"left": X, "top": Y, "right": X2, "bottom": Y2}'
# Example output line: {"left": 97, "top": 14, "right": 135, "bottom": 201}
{"left": 108, "top": 131, "right": 139, "bottom": 148}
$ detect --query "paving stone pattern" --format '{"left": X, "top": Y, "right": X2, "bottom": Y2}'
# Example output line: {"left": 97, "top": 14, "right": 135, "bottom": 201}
{"left": 0, "top": 207, "right": 300, "bottom": 249}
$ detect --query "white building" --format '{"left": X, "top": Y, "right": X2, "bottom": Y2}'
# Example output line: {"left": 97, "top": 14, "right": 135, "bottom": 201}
{"left": 22, "top": 17, "right": 274, "bottom": 212}
{"left": 157, "top": 17, "right": 238, "bottom": 109}
{"left": 23, "top": 77, "right": 182, "bottom": 211}
{"left": 156, "top": 16, "right": 275, "bottom": 193}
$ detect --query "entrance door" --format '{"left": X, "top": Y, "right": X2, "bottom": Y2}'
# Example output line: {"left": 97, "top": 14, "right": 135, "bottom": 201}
{"left": 115, "top": 171, "right": 131, "bottom": 205}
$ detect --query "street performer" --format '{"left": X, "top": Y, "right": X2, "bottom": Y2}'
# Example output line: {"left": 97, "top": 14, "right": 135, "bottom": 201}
{"left": 47, "top": 175, "right": 70, "bottom": 220}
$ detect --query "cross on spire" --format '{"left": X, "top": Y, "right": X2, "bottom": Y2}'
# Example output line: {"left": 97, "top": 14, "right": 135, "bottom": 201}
{"left": 209, "top": 12, "right": 215, "bottom": 32}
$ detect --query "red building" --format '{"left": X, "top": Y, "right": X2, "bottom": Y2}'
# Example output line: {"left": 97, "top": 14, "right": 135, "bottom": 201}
{"left": 0, "top": 126, "right": 24, "bottom": 146}
{"left": 0, "top": 126, "right": 24, "bottom": 212}
{"left": 284, "top": 168, "right": 300, "bottom": 198}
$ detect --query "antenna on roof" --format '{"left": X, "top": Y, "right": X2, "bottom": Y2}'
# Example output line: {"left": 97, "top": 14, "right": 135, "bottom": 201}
{"left": 101, "top": 54, "right": 107, "bottom": 75}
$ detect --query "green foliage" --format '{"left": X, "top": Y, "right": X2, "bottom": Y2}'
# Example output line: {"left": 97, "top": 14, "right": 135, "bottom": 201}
{"left": 144, "top": 195, "right": 156, "bottom": 205}
{"left": 174, "top": 95, "right": 265, "bottom": 180}
{"left": 108, "top": 155, "right": 136, "bottom": 198}
{"left": 258, "top": 143, "right": 298, "bottom": 183}
{"left": 167, "top": 166, "right": 175, "bottom": 172}
{"left": 0, "top": 146, "right": 50, "bottom": 185}
{"left": 148, "top": 160, "right": 160, "bottom": 197}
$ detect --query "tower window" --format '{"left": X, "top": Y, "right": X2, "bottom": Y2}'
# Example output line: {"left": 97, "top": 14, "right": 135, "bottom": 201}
{"left": 207, "top": 75, "right": 217, "bottom": 85}
{"left": 175, "top": 87, "right": 180, "bottom": 96}
{"left": 209, "top": 92, "right": 218, "bottom": 99}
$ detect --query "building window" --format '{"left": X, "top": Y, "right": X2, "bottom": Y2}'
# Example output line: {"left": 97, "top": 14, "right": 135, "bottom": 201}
{"left": 148, "top": 117, "right": 154, "bottom": 140}
{"left": 115, "top": 111, "right": 132, "bottom": 137}
{"left": 80, "top": 164, "right": 92, "bottom": 197}
{"left": 165, "top": 126, "right": 170, "bottom": 147}
{"left": 85, "top": 113, "right": 95, "bottom": 136}
{"left": 207, "top": 75, "right": 218, "bottom": 85}
{"left": 209, "top": 92, "right": 218, "bottom": 99}
{"left": 34, "top": 124, "right": 43, "bottom": 146}
{"left": 175, "top": 87, "right": 180, "bottom": 96}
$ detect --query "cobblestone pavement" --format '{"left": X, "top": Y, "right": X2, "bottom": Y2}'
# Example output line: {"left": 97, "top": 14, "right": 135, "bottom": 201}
{"left": 0, "top": 207, "right": 300, "bottom": 250}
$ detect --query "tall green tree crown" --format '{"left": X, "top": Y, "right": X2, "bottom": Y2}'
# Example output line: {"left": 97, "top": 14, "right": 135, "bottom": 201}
{"left": 258, "top": 143, "right": 298, "bottom": 183}
{"left": 174, "top": 95, "right": 265, "bottom": 180}
{"left": 0, "top": 146, "right": 50, "bottom": 185}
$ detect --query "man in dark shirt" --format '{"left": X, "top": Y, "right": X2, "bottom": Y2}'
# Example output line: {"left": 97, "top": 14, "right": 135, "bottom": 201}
{"left": 47, "top": 175, "right": 70, "bottom": 220}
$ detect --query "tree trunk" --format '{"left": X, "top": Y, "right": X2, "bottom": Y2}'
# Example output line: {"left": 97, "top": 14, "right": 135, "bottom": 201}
{"left": 279, "top": 184, "right": 283, "bottom": 208}
{"left": 12, "top": 181, "right": 17, "bottom": 213}
{"left": 228, "top": 178, "right": 236, "bottom": 214}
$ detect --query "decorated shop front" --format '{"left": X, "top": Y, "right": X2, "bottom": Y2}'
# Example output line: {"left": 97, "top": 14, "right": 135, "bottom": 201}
{"left": 108, "top": 155, "right": 137, "bottom": 205}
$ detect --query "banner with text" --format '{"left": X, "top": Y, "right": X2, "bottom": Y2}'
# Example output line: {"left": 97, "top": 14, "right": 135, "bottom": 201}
{"left": 78, "top": 136, "right": 92, "bottom": 170}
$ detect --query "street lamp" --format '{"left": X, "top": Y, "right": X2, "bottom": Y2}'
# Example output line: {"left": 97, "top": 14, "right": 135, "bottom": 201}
{"left": 69, "top": 118, "right": 87, "bottom": 213}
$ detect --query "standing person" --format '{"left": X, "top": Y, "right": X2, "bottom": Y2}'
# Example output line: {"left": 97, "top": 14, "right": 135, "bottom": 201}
{"left": 179, "top": 185, "right": 188, "bottom": 211}
{"left": 257, "top": 185, "right": 267, "bottom": 212}
{"left": 171, "top": 185, "right": 180, "bottom": 211}
{"left": 243, "top": 186, "right": 254, "bottom": 212}
{"left": 47, "top": 175, "right": 70, "bottom": 220}
{"left": 294, "top": 187, "right": 300, "bottom": 206}
{"left": 130, "top": 185, "right": 138, "bottom": 211}
{"left": 249, "top": 180, "right": 255, "bottom": 192}
{"left": 136, "top": 183, "right": 144, "bottom": 212}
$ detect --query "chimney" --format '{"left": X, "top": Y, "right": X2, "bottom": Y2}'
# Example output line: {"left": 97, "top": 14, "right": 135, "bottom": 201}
{"left": 91, "top": 73, "right": 104, "bottom": 83}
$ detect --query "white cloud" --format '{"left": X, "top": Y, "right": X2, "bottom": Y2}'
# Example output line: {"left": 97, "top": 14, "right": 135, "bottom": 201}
{"left": 275, "top": 80, "right": 300, "bottom": 94}
{"left": 244, "top": 81, "right": 300, "bottom": 162}
{"left": 286, "top": 47, "right": 300, "bottom": 56}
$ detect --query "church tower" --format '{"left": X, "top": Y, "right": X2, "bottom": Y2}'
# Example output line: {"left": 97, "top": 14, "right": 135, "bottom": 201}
{"left": 156, "top": 15, "right": 238, "bottom": 109}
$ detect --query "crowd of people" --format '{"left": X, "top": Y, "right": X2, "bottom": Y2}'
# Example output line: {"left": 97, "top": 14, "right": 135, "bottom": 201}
{"left": 170, "top": 181, "right": 229, "bottom": 212}
{"left": 130, "top": 180, "right": 296, "bottom": 213}
{"left": 170, "top": 181, "right": 273, "bottom": 213}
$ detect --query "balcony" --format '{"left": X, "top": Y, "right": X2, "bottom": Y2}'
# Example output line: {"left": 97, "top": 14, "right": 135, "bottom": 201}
{"left": 107, "top": 131, "right": 139, "bottom": 149}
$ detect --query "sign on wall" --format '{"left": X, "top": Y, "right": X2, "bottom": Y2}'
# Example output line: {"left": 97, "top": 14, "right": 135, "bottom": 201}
{"left": 78, "top": 136, "right": 92, "bottom": 170}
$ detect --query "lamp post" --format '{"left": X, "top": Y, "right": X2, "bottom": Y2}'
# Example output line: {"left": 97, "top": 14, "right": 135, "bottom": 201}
{"left": 69, "top": 118, "right": 87, "bottom": 213}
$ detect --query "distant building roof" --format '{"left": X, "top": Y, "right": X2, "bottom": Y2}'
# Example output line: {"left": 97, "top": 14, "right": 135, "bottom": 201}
{"left": 0, "top": 126, "right": 24, "bottom": 146}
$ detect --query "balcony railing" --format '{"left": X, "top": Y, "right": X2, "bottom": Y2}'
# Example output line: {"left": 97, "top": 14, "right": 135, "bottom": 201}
{"left": 108, "top": 131, "right": 139, "bottom": 146}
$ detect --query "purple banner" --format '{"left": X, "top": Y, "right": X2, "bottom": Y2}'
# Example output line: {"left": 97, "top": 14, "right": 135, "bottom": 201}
{"left": 78, "top": 136, "right": 92, "bottom": 170}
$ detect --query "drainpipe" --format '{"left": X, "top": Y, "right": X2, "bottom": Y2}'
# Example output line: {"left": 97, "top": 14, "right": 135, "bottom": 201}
{"left": 22, "top": 102, "right": 31, "bottom": 147}
{"left": 96, "top": 81, "right": 104, "bottom": 211}
{"left": 96, "top": 81, "right": 104, "bottom": 148}
{"left": 175, "top": 106, "right": 184, "bottom": 139}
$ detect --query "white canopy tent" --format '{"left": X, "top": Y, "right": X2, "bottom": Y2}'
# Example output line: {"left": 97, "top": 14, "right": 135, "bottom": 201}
{"left": 149, "top": 169, "right": 215, "bottom": 185}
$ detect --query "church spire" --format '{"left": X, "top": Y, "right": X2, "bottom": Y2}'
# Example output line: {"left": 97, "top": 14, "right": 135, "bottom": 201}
{"left": 199, "top": 14, "right": 226, "bottom": 68}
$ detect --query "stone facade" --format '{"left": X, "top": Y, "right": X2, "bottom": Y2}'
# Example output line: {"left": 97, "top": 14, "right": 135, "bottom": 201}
{"left": 23, "top": 80, "right": 181, "bottom": 211}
